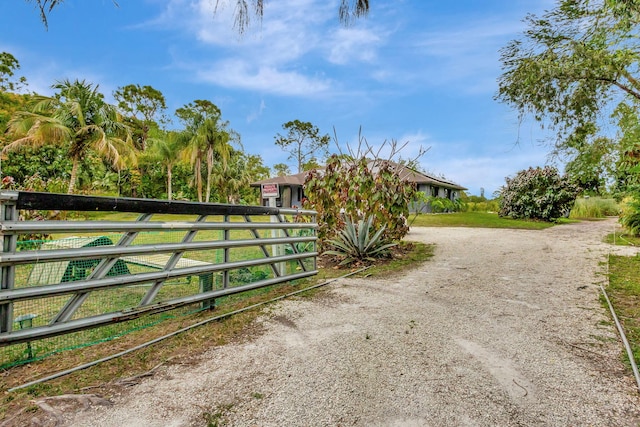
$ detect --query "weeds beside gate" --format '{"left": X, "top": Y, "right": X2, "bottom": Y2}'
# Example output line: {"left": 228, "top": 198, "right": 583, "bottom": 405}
{"left": 0, "top": 191, "right": 317, "bottom": 368}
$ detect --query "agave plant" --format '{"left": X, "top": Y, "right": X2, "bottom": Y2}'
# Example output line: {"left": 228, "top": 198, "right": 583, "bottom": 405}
{"left": 324, "top": 215, "right": 397, "bottom": 265}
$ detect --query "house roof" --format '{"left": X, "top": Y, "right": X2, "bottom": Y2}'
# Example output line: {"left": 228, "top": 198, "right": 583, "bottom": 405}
{"left": 250, "top": 171, "right": 309, "bottom": 187}
{"left": 251, "top": 160, "right": 467, "bottom": 191}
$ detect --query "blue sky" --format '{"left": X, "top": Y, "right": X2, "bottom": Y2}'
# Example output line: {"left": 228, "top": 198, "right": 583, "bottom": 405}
{"left": 1, "top": 0, "right": 557, "bottom": 196}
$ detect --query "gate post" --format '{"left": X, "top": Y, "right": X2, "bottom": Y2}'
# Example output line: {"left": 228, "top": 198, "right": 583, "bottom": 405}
{"left": 0, "top": 192, "right": 18, "bottom": 333}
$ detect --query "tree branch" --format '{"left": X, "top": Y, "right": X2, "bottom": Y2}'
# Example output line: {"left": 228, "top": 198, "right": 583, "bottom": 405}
{"left": 594, "top": 76, "right": 640, "bottom": 101}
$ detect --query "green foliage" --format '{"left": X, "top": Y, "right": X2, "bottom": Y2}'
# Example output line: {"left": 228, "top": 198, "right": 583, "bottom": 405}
{"left": 499, "top": 166, "right": 580, "bottom": 221}
{"left": 563, "top": 132, "right": 615, "bottom": 196}
{"left": 428, "top": 196, "right": 465, "bottom": 213}
{"left": 0, "top": 145, "right": 70, "bottom": 184}
{"left": 0, "top": 52, "right": 27, "bottom": 93}
{"left": 324, "top": 215, "right": 396, "bottom": 265}
{"left": 619, "top": 196, "right": 640, "bottom": 236}
{"left": 274, "top": 120, "right": 330, "bottom": 173}
{"left": 569, "top": 197, "right": 620, "bottom": 219}
{"left": 0, "top": 92, "right": 30, "bottom": 145}
{"left": 497, "top": 0, "right": 640, "bottom": 197}
{"left": 612, "top": 103, "right": 640, "bottom": 198}
{"left": 114, "top": 84, "right": 168, "bottom": 151}
{"left": 497, "top": 1, "right": 640, "bottom": 143}
{"left": 176, "top": 99, "right": 237, "bottom": 203}
{"left": 4, "top": 79, "right": 134, "bottom": 194}
{"left": 464, "top": 200, "right": 500, "bottom": 213}
{"left": 304, "top": 155, "right": 416, "bottom": 248}
{"left": 273, "top": 163, "right": 291, "bottom": 177}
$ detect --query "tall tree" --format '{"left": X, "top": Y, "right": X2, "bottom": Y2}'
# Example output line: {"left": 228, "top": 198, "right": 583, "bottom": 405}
{"left": 612, "top": 102, "right": 640, "bottom": 196}
{"left": 273, "top": 163, "right": 291, "bottom": 177}
{"left": 4, "top": 78, "right": 134, "bottom": 193}
{"left": 0, "top": 52, "right": 27, "bottom": 92}
{"left": 144, "top": 130, "right": 188, "bottom": 200}
{"left": 211, "top": 153, "right": 251, "bottom": 203}
{"left": 245, "top": 154, "right": 270, "bottom": 181}
{"left": 496, "top": 0, "right": 640, "bottom": 159}
{"left": 496, "top": 0, "right": 640, "bottom": 201}
{"left": 274, "top": 120, "right": 330, "bottom": 173}
{"left": 113, "top": 84, "right": 167, "bottom": 151}
{"left": 176, "top": 101, "right": 209, "bottom": 202}
{"left": 176, "top": 100, "right": 235, "bottom": 203}
{"left": 0, "top": 52, "right": 29, "bottom": 142}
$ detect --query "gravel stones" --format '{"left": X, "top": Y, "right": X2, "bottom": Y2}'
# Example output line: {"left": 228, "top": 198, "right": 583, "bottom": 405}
{"left": 62, "top": 218, "right": 640, "bottom": 427}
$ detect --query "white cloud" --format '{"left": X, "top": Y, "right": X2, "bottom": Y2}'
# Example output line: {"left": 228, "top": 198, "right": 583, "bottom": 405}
{"left": 195, "top": 59, "right": 332, "bottom": 96}
{"left": 327, "top": 27, "right": 383, "bottom": 64}
{"left": 149, "top": 0, "right": 391, "bottom": 98}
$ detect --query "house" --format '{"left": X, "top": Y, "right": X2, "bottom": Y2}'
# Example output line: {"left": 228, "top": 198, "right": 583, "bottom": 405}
{"left": 251, "top": 161, "right": 467, "bottom": 211}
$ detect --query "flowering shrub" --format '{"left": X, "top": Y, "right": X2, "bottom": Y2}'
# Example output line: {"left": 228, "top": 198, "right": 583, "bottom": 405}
{"left": 499, "top": 166, "right": 580, "bottom": 221}
{"left": 304, "top": 155, "right": 416, "bottom": 249}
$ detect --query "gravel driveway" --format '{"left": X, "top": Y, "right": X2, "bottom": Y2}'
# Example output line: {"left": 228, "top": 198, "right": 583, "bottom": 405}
{"left": 63, "top": 218, "right": 640, "bottom": 426}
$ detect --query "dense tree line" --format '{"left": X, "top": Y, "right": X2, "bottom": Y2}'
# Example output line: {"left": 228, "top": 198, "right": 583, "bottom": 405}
{"left": 0, "top": 52, "right": 272, "bottom": 203}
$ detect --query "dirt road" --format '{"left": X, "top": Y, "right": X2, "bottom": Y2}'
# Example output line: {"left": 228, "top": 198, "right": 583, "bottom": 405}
{"left": 62, "top": 218, "right": 640, "bottom": 426}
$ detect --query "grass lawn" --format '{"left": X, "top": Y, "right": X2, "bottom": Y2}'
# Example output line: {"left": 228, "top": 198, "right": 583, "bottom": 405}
{"left": 607, "top": 255, "right": 640, "bottom": 366}
{"left": 605, "top": 232, "right": 640, "bottom": 247}
{"left": 409, "top": 211, "right": 571, "bottom": 230}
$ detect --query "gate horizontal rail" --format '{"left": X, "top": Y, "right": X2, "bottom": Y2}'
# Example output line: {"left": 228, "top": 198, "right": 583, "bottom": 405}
{"left": 0, "top": 191, "right": 317, "bottom": 353}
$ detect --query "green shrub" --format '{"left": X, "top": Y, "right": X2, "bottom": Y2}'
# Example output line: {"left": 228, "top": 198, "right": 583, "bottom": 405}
{"left": 304, "top": 155, "right": 416, "bottom": 249}
{"left": 324, "top": 215, "right": 396, "bottom": 265}
{"left": 499, "top": 166, "right": 580, "bottom": 221}
{"left": 465, "top": 200, "right": 499, "bottom": 212}
{"left": 427, "top": 196, "right": 466, "bottom": 213}
{"left": 620, "top": 196, "right": 640, "bottom": 236}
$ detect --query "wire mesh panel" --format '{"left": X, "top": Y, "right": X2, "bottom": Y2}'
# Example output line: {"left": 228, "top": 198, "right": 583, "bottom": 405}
{"left": 0, "top": 191, "right": 317, "bottom": 368}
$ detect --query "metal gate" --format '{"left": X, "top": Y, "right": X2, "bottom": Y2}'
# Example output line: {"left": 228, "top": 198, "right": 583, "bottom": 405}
{"left": 0, "top": 191, "right": 317, "bottom": 354}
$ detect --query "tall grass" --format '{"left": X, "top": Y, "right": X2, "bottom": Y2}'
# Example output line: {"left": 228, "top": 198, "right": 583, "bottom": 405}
{"left": 464, "top": 200, "right": 500, "bottom": 213}
{"left": 569, "top": 197, "right": 620, "bottom": 219}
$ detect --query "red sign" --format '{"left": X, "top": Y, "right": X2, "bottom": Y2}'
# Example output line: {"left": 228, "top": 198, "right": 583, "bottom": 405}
{"left": 261, "top": 183, "right": 279, "bottom": 198}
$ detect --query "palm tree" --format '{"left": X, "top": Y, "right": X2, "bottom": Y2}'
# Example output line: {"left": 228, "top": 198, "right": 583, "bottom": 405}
{"left": 216, "top": 0, "right": 370, "bottom": 33}
{"left": 145, "top": 130, "right": 188, "bottom": 200}
{"left": 29, "top": 1, "right": 370, "bottom": 32}
{"left": 177, "top": 100, "right": 236, "bottom": 203}
{"left": 181, "top": 129, "right": 206, "bottom": 202}
{"left": 198, "top": 117, "right": 232, "bottom": 203}
{"left": 212, "top": 155, "right": 251, "bottom": 203}
{"left": 4, "top": 79, "right": 134, "bottom": 193}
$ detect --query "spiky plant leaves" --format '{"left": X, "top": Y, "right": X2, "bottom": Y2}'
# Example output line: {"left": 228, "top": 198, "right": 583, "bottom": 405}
{"left": 324, "top": 215, "right": 397, "bottom": 265}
